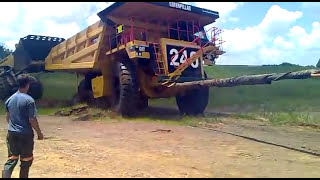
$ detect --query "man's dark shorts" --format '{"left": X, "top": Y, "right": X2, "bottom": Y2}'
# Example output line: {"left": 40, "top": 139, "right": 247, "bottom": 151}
{"left": 6, "top": 132, "right": 34, "bottom": 159}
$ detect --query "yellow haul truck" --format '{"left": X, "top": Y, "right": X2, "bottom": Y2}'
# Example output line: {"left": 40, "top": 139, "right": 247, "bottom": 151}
{"left": 44, "top": 2, "right": 319, "bottom": 117}
{"left": 44, "top": 2, "right": 227, "bottom": 116}
{"left": 45, "top": 2, "right": 225, "bottom": 116}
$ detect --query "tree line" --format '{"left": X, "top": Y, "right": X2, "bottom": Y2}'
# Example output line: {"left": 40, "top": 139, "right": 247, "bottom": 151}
{"left": 0, "top": 43, "right": 13, "bottom": 59}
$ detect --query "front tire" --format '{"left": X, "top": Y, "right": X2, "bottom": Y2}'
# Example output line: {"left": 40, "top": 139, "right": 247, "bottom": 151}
{"left": 176, "top": 86, "right": 209, "bottom": 116}
{"left": 175, "top": 72, "right": 209, "bottom": 116}
{"left": 112, "top": 60, "right": 140, "bottom": 117}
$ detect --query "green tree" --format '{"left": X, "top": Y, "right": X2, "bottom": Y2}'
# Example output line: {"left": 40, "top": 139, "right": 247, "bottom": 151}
{"left": 317, "top": 59, "right": 320, "bottom": 68}
{"left": 0, "top": 43, "right": 13, "bottom": 59}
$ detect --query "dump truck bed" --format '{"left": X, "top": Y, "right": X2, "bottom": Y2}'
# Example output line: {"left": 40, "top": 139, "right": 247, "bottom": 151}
{"left": 45, "top": 21, "right": 107, "bottom": 72}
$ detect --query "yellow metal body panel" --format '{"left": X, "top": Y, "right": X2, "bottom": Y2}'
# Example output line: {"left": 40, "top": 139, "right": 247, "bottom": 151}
{"left": 127, "top": 51, "right": 150, "bottom": 59}
{"left": 106, "top": 40, "right": 150, "bottom": 59}
{"left": 99, "top": 60, "right": 114, "bottom": 97}
{"left": 92, "top": 75, "right": 105, "bottom": 98}
{"left": 0, "top": 54, "right": 14, "bottom": 67}
{"left": 45, "top": 20, "right": 106, "bottom": 71}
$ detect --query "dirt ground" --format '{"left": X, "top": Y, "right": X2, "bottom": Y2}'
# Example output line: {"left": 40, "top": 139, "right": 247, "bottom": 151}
{"left": 0, "top": 108, "right": 319, "bottom": 178}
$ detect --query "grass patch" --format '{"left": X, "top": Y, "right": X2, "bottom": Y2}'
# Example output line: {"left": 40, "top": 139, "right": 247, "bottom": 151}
{"left": 30, "top": 72, "right": 80, "bottom": 100}
{"left": 0, "top": 104, "right": 5, "bottom": 114}
{"left": 37, "top": 107, "right": 63, "bottom": 115}
{"left": 231, "top": 113, "right": 259, "bottom": 120}
{"left": 205, "top": 65, "right": 320, "bottom": 112}
{"left": 263, "top": 112, "right": 320, "bottom": 126}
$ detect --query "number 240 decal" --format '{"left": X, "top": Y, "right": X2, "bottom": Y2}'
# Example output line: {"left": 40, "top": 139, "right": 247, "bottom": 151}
{"left": 169, "top": 48, "right": 199, "bottom": 68}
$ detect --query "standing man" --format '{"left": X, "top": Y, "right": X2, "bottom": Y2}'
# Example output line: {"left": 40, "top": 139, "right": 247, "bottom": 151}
{"left": 2, "top": 74, "right": 44, "bottom": 178}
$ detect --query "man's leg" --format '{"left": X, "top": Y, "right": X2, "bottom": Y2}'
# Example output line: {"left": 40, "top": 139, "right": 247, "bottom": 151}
{"left": 20, "top": 134, "right": 34, "bottom": 178}
{"left": 3, "top": 159, "right": 19, "bottom": 178}
{"left": 3, "top": 133, "right": 20, "bottom": 178}
{"left": 19, "top": 158, "right": 33, "bottom": 178}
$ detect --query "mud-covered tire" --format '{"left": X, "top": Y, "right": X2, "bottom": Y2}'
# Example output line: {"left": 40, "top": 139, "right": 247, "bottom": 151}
{"left": 112, "top": 60, "right": 140, "bottom": 117}
{"left": 0, "top": 77, "right": 11, "bottom": 100}
{"left": 28, "top": 80, "right": 43, "bottom": 100}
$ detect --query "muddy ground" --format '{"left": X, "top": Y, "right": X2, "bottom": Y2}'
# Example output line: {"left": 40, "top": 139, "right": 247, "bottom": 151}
{"left": 0, "top": 107, "right": 319, "bottom": 178}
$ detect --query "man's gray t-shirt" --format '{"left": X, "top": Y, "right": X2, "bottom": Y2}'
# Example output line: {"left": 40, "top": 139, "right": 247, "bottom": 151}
{"left": 5, "top": 91, "right": 38, "bottom": 135}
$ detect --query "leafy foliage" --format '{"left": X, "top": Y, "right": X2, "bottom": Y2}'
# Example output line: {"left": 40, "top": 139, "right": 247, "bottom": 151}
{"left": 0, "top": 43, "right": 13, "bottom": 59}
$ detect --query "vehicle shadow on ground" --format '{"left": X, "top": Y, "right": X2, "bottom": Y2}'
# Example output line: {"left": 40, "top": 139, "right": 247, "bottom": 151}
{"left": 135, "top": 106, "right": 232, "bottom": 121}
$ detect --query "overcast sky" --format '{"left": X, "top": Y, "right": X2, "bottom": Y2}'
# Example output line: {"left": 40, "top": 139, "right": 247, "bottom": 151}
{"left": 0, "top": 2, "right": 319, "bottom": 66}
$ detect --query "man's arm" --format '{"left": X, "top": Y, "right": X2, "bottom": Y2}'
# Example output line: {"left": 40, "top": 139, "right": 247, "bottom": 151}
{"left": 6, "top": 112, "right": 9, "bottom": 124}
{"left": 28, "top": 100, "right": 44, "bottom": 140}
{"left": 29, "top": 117, "right": 43, "bottom": 140}
{"left": 5, "top": 100, "right": 9, "bottom": 124}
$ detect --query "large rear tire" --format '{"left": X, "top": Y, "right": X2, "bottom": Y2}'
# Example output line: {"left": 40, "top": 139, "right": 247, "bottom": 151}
{"left": 112, "top": 60, "right": 140, "bottom": 117}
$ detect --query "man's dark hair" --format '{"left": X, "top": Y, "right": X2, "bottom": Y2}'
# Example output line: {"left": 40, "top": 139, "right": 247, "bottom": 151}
{"left": 17, "top": 74, "right": 33, "bottom": 88}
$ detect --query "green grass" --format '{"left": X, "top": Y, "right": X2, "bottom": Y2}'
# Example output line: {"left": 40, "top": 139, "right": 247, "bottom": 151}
{"left": 207, "top": 65, "right": 320, "bottom": 112}
{"left": 30, "top": 72, "right": 79, "bottom": 100}
{"left": 0, "top": 104, "right": 5, "bottom": 114}
{"left": 262, "top": 112, "right": 320, "bottom": 126}
{"left": 205, "top": 65, "right": 320, "bottom": 112}
{"left": 37, "top": 107, "right": 62, "bottom": 115}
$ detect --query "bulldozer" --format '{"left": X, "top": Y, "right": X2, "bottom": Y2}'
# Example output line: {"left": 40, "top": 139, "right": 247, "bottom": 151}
{"left": 1, "top": 2, "right": 319, "bottom": 117}
{"left": 0, "top": 35, "right": 64, "bottom": 100}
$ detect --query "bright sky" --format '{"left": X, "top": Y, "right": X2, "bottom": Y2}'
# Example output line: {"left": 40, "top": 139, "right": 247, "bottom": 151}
{"left": 0, "top": 2, "right": 319, "bottom": 66}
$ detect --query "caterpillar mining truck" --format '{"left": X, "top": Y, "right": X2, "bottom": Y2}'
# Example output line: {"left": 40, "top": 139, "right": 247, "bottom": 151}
{"left": 2, "top": 2, "right": 319, "bottom": 117}
{"left": 44, "top": 2, "right": 319, "bottom": 116}
{"left": 44, "top": 2, "right": 228, "bottom": 116}
{"left": 0, "top": 35, "right": 64, "bottom": 100}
